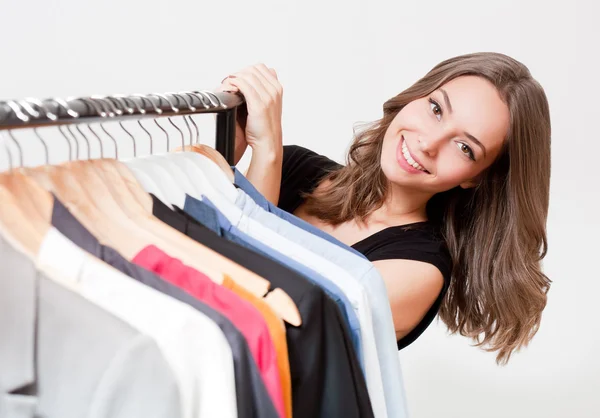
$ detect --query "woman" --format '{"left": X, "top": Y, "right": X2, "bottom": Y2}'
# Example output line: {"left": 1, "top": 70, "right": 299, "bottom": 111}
{"left": 219, "top": 52, "right": 551, "bottom": 364}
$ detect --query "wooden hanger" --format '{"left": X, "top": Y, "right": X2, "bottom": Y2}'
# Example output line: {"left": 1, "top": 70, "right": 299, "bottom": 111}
{"left": 0, "top": 169, "right": 52, "bottom": 237}
{"left": 0, "top": 184, "right": 43, "bottom": 258}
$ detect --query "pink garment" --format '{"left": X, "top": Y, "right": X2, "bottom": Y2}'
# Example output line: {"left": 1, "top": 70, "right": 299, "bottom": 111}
{"left": 133, "top": 245, "right": 285, "bottom": 418}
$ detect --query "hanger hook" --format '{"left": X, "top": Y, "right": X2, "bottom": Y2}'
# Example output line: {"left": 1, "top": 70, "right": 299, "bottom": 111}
{"left": 54, "top": 98, "right": 79, "bottom": 118}
{"left": 80, "top": 97, "right": 118, "bottom": 159}
{"left": 57, "top": 126, "right": 73, "bottom": 161}
{"left": 100, "top": 96, "right": 136, "bottom": 157}
{"left": 6, "top": 130, "right": 24, "bottom": 167}
{"left": 16, "top": 100, "right": 53, "bottom": 165}
{"left": 0, "top": 132, "right": 14, "bottom": 171}
{"left": 77, "top": 99, "right": 103, "bottom": 159}
{"left": 150, "top": 93, "right": 183, "bottom": 151}
{"left": 169, "top": 93, "right": 194, "bottom": 146}
{"left": 91, "top": 95, "right": 119, "bottom": 116}
{"left": 25, "top": 98, "right": 58, "bottom": 122}
{"left": 192, "top": 91, "right": 211, "bottom": 109}
{"left": 182, "top": 92, "right": 201, "bottom": 144}
{"left": 119, "top": 95, "right": 152, "bottom": 155}
{"left": 139, "top": 94, "right": 169, "bottom": 152}
{"left": 198, "top": 90, "right": 223, "bottom": 108}
{"left": 6, "top": 100, "right": 30, "bottom": 123}
{"left": 110, "top": 95, "right": 134, "bottom": 115}
{"left": 18, "top": 100, "right": 40, "bottom": 119}
{"left": 33, "top": 128, "right": 50, "bottom": 165}
{"left": 150, "top": 93, "right": 179, "bottom": 113}
{"left": 51, "top": 98, "right": 81, "bottom": 162}
{"left": 70, "top": 124, "right": 92, "bottom": 160}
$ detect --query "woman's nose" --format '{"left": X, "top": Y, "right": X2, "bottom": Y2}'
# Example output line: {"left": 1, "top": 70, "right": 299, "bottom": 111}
{"left": 418, "top": 134, "right": 442, "bottom": 156}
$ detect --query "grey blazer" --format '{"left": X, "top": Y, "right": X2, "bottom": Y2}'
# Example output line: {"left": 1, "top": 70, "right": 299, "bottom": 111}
{"left": 0, "top": 236, "right": 182, "bottom": 418}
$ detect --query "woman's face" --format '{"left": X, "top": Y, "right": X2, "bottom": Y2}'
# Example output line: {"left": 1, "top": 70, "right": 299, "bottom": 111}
{"left": 380, "top": 75, "right": 510, "bottom": 195}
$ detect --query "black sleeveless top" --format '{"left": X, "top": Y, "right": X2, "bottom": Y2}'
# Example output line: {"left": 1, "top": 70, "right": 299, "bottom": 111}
{"left": 278, "top": 145, "right": 453, "bottom": 350}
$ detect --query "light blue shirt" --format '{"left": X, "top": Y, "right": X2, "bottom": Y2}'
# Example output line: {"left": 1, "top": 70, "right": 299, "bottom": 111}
{"left": 234, "top": 188, "right": 409, "bottom": 418}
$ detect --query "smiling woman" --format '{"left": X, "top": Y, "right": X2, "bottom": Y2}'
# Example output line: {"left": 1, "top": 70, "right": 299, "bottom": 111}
{"left": 222, "top": 52, "right": 552, "bottom": 365}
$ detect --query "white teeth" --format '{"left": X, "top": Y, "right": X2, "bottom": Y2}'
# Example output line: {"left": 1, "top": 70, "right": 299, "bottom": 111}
{"left": 401, "top": 140, "right": 427, "bottom": 172}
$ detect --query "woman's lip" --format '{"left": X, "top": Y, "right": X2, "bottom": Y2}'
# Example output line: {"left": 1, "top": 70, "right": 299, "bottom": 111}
{"left": 396, "top": 135, "right": 427, "bottom": 174}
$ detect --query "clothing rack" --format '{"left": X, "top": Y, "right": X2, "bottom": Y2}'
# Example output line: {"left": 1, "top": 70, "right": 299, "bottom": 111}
{"left": 0, "top": 90, "right": 244, "bottom": 164}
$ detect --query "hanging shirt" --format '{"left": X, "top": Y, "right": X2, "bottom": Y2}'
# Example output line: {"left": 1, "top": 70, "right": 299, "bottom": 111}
{"left": 37, "top": 227, "right": 237, "bottom": 418}
{"left": 173, "top": 199, "right": 364, "bottom": 366}
{"left": 234, "top": 189, "right": 409, "bottom": 418}
{"left": 150, "top": 194, "right": 374, "bottom": 418}
{"left": 184, "top": 195, "right": 387, "bottom": 418}
{"left": 50, "top": 196, "right": 279, "bottom": 418}
{"left": 0, "top": 234, "right": 182, "bottom": 418}
{"left": 132, "top": 245, "right": 285, "bottom": 418}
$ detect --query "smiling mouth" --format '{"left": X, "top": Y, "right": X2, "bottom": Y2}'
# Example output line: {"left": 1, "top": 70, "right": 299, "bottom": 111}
{"left": 401, "top": 136, "right": 429, "bottom": 173}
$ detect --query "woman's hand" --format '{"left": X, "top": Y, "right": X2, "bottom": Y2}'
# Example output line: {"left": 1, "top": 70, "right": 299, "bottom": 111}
{"left": 216, "top": 64, "right": 283, "bottom": 165}
{"left": 213, "top": 64, "right": 284, "bottom": 204}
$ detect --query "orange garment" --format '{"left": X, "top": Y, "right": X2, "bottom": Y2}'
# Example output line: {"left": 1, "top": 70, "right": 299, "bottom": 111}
{"left": 223, "top": 276, "right": 292, "bottom": 418}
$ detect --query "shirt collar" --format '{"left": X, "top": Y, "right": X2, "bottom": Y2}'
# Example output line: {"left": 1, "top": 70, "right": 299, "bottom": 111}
{"left": 184, "top": 194, "right": 232, "bottom": 231}
{"left": 151, "top": 193, "right": 191, "bottom": 233}
{"left": 231, "top": 166, "right": 269, "bottom": 210}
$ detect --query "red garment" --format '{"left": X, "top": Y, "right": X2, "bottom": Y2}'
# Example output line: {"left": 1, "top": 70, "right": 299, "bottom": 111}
{"left": 133, "top": 245, "right": 285, "bottom": 418}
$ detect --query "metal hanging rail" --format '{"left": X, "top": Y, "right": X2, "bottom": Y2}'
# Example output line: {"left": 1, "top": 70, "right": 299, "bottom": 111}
{"left": 0, "top": 90, "right": 243, "bottom": 164}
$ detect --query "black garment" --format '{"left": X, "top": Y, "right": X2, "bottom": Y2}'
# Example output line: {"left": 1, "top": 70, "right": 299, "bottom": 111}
{"left": 50, "top": 197, "right": 277, "bottom": 418}
{"left": 150, "top": 195, "right": 374, "bottom": 418}
{"left": 279, "top": 145, "right": 453, "bottom": 350}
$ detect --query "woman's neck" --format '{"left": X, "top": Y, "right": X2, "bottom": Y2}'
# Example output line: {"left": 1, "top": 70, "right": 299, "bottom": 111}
{"left": 368, "top": 183, "right": 432, "bottom": 226}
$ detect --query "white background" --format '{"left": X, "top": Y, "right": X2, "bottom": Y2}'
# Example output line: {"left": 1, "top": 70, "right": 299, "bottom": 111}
{"left": 1, "top": 1, "right": 599, "bottom": 417}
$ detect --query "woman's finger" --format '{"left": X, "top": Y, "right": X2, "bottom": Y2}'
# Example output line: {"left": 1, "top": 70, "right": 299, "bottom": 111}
{"left": 215, "top": 79, "right": 239, "bottom": 93}
{"left": 248, "top": 65, "right": 280, "bottom": 98}
{"left": 254, "top": 64, "right": 281, "bottom": 89}
{"left": 226, "top": 76, "right": 263, "bottom": 113}
{"left": 235, "top": 68, "right": 273, "bottom": 103}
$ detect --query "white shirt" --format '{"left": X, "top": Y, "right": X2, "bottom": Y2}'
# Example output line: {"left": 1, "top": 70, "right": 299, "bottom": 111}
{"left": 37, "top": 228, "right": 237, "bottom": 418}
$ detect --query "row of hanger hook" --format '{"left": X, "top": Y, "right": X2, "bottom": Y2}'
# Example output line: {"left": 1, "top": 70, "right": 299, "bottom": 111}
{"left": 0, "top": 90, "right": 226, "bottom": 170}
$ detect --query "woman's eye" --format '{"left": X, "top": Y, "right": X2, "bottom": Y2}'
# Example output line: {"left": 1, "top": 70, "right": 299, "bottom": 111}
{"left": 457, "top": 142, "right": 475, "bottom": 161}
{"left": 428, "top": 98, "right": 442, "bottom": 121}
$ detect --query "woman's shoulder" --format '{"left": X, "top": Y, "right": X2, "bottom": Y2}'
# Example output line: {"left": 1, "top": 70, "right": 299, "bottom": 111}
{"left": 283, "top": 145, "right": 342, "bottom": 171}
{"left": 354, "top": 222, "right": 453, "bottom": 282}
{"left": 279, "top": 145, "right": 343, "bottom": 212}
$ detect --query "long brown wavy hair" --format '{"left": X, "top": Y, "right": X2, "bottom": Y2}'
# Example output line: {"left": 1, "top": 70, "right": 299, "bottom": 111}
{"left": 303, "top": 52, "right": 552, "bottom": 365}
